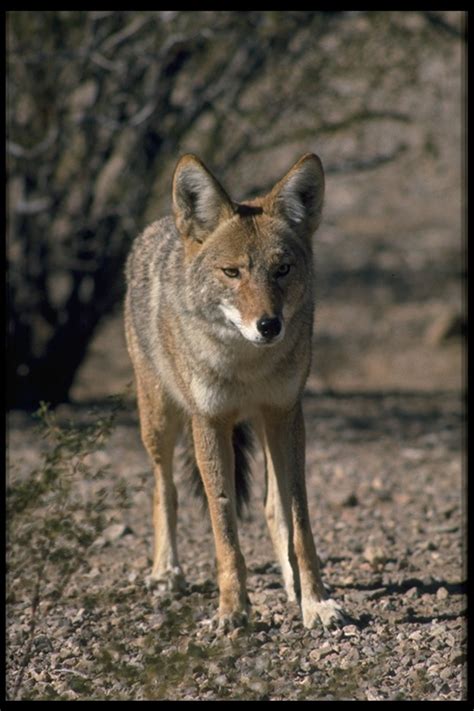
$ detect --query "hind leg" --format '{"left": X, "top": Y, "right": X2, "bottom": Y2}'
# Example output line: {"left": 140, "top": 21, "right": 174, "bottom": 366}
{"left": 136, "top": 373, "right": 185, "bottom": 592}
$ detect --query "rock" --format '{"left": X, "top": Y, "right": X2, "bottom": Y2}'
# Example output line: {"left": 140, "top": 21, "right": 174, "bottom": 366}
{"left": 450, "top": 651, "right": 466, "bottom": 665}
{"left": 33, "top": 634, "right": 53, "bottom": 652}
{"left": 327, "top": 484, "right": 359, "bottom": 508}
{"left": 309, "top": 643, "right": 335, "bottom": 662}
{"left": 436, "top": 586, "right": 449, "bottom": 600}
{"left": 342, "top": 624, "right": 360, "bottom": 638}
{"left": 214, "top": 674, "right": 228, "bottom": 688}
{"left": 366, "top": 689, "right": 383, "bottom": 701}
{"left": 426, "top": 310, "right": 465, "bottom": 345}
{"left": 94, "top": 523, "right": 133, "bottom": 547}
{"left": 71, "top": 608, "right": 86, "bottom": 624}
{"left": 363, "top": 543, "right": 387, "bottom": 567}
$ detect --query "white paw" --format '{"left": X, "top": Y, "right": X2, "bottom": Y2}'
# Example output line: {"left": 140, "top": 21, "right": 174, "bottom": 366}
{"left": 145, "top": 566, "right": 187, "bottom": 593}
{"left": 302, "top": 597, "right": 347, "bottom": 629}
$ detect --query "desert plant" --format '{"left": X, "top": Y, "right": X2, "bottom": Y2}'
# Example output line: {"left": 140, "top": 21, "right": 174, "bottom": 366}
{"left": 6, "top": 393, "right": 130, "bottom": 700}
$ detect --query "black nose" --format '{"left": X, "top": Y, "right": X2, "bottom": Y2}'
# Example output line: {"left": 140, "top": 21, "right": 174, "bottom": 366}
{"left": 256, "top": 316, "right": 282, "bottom": 339}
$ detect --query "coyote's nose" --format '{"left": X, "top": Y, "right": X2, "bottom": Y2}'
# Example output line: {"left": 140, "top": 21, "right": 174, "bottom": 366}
{"left": 256, "top": 315, "right": 282, "bottom": 340}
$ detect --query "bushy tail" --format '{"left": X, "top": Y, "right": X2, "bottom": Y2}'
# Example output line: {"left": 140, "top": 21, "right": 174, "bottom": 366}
{"left": 181, "top": 422, "right": 254, "bottom": 519}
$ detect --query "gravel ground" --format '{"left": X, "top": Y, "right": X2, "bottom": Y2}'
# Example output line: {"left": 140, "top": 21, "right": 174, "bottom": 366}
{"left": 6, "top": 389, "right": 466, "bottom": 701}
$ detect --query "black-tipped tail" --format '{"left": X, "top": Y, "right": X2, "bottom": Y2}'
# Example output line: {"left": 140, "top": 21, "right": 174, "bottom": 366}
{"left": 181, "top": 422, "right": 254, "bottom": 518}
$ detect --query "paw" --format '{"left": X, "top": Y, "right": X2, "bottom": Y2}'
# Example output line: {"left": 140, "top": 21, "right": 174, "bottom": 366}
{"left": 145, "top": 566, "right": 187, "bottom": 594}
{"left": 302, "top": 597, "right": 347, "bottom": 630}
{"left": 215, "top": 608, "right": 249, "bottom": 634}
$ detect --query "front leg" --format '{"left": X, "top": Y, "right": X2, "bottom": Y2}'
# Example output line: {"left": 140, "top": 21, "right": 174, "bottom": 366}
{"left": 262, "top": 402, "right": 346, "bottom": 629}
{"left": 192, "top": 415, "right": 248, "bottom": 629}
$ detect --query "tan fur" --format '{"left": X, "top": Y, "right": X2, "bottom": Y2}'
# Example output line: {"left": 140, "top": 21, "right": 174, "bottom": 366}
{"left": 124, "top": 153, "right": 346, "bottom": 629}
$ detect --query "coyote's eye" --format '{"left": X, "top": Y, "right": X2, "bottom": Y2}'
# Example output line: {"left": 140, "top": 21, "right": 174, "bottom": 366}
{"left": 222, "top": 267, "right": 240, "bottom": 278}
{"left": 275, "top": 263, "right": 291, "bottom": 278}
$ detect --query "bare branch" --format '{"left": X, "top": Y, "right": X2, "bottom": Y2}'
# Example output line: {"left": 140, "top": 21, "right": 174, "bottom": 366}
{"left": 101, "top": 15, "right": 148, "bottom": 53}
{"left": 7, "top": 127, "right": 58, "bottom": 159}
{"left": 14, "top": 197, "right": 52, "bottom": 215}
{"left": 423, "top": 11, "right": 465, "bottom": 40}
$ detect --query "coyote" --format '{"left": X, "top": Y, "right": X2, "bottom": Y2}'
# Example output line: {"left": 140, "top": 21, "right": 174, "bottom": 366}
{"left": 124, "top": 153, "right": 345, "bottom": 630}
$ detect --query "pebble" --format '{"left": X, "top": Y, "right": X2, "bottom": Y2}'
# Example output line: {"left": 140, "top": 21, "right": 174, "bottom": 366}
{"left": 309, "top": 644, "right": 334, "bottom": 662}
{"left": 246, "top": 678, "right": 269, "bottom": 696}
{"left": 450, "top": 651, "right": 466, "bottom": 666}
{"left": 94, "top": 523, "right": 133, "bottom": 546}
{"left": 254, "top": 654, "right": 271, "bottom": 672}
{"left": 214, "top": 674, "right": 228, "bottom": 688}
{"left": 366, "top": 689, "right": 383, "bottom": 701}
{"left": 363, "top": 543, "right": 387, "bottom": 566}
{"left": 342, "top": 625, "right": 360, "bottom": 638}
{"left": 33, "top": 634, "right": 53, "bottom": 652}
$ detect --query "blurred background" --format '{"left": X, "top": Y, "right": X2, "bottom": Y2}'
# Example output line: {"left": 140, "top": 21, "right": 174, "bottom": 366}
{"left": 6, "top": 10, "right": 465, "bottom": 410}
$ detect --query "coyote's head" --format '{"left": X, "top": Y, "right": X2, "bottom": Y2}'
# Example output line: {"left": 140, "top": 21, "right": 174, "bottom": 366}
{"left": 172, "top": 153, "right": 324, "bottom": 347}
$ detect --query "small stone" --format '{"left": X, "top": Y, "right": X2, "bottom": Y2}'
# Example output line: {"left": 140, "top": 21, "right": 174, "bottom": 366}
{"left": 366, "top": 689, "right": 383, "bottom": 701}
{"left": 342, "top": 624, "right": 360, "bottom": 638}
{"left": 214, "top": 674, "right": 228, "bottom": 688}
{"left": 343, "top": 492, "right": 359, "bottom": 507}
{"left": 328, "top": 485, "right": 359, "bottom": 508}
{"left": 436, "top": 586, "right": 449, "bottom": 600}
{"left": 254, "top": 654, "right": 271, "bottom": 672}
{"left": 299, "top": 658, "right": 313, "bottom": 673}
{"left": 401, "top": 448, "right": 425, "bottom": 461}
{"left": 450, "top": 651, "right": 466, "bottom": 665}
{"left": 426, "top": 310, "right": 464, "bottom": 344}
{"left": 245, "top": 678, "right": 268, "bottom": 696}
{"left": 94, "top": 523, "right": 133, "bottom": 547}
{"left": 363, "top": 543, "right": 387, "bottom": 566}
{"left": 72, "top": 608, "right": 85, "bottom": 624}
{"left": 85, "top": 567, "right": 101, "bottom": 578}
{"left": 272, "top": 613, "right": 284, "bottom": 627}
{"left": 309, "top": 643, "right": 334, "bottom": 662}
{"left": 430, "top": 624, "right": 445, "bottom": 637}
{"left": 33, "top": 634, "right": 53, "bottom": 652}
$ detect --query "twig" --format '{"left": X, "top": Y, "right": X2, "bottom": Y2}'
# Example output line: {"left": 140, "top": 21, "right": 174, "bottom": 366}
{"left": 55, "top": 668, "right": 90, "bottom": 678}
{"left": 101, "top": 16, "right": 148, "bottom": 53}
{"left": 7, "top": 126, "right": 58, "bottom": 160}
{"left": 11, "top": 566, "right": 44, "bottom": 700}
{"left": 423, "top": 11, "right": 464, "bottom": 40}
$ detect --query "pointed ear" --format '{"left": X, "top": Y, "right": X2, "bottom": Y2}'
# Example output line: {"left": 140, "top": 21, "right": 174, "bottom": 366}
{"left": 172, "top": 154, "right": 234, "bottom": 242}
{"left": 267, "top": 153, "right": 325, "bottom": 235}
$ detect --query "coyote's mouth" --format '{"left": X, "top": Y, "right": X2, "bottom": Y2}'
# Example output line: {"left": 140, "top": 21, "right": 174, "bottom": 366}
{"left": 219, "top": 303, "right": 285, "bottom": 346}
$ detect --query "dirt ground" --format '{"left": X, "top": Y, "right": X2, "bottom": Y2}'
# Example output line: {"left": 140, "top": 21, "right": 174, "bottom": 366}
{"left": 6, "top": 294, "right": 466, "bottom": 700}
